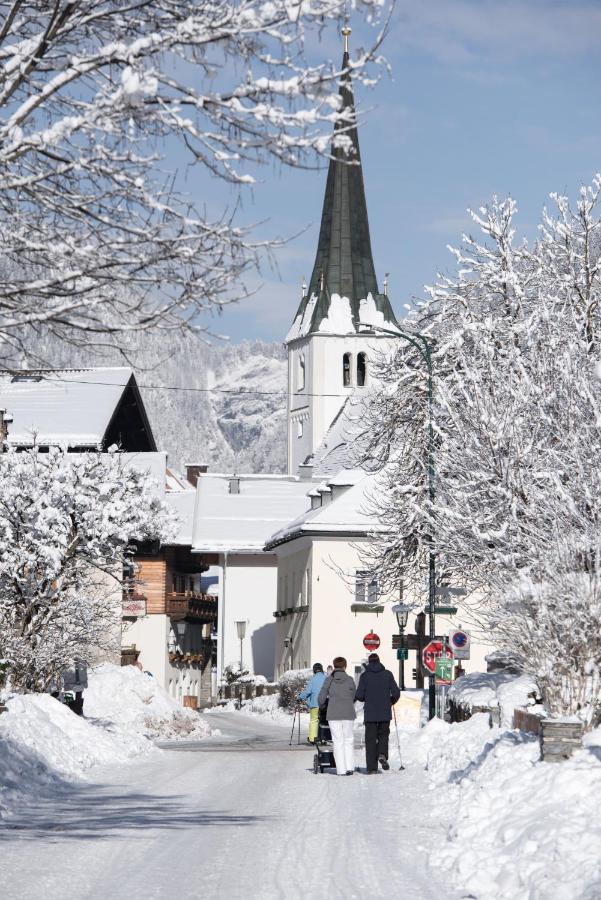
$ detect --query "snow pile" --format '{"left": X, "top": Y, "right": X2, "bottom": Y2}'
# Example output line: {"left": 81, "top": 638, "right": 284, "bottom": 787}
{"left": 449, "top": 671, "right": 539, "bottom": 726}
{"left": 0, "top": 692, "right": 149, "bottom": 820}
{"left": 406, "top": 714, "right": 601, "bottom": 899}
{"left": 85, "top": 664, "right": 211, "bottom": 741}
{"left": 209, "top": 692, "right": 309, "bottom": 725}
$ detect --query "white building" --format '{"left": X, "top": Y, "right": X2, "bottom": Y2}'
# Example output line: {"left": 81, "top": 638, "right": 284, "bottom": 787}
{"left": 190, "top": 473, "right": 311, "bottom": 682}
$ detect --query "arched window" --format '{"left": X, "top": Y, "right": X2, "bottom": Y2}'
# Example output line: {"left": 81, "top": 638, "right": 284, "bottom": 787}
{"left": 297, "top": 354, "right": 305, "bottom": 391}
{"left": 343, "top": 352, "right": 352, "bottom": 386}
{"left": 357, "top": 352, "right": 367, "bottom": 387}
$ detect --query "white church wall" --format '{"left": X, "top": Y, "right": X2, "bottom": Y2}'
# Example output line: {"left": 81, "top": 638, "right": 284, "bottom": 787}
{"left": 273, "top": 537, "right": 313, "bottom": 676}
{"left": 287, "top": 332, "right": 398, "bottom": 475}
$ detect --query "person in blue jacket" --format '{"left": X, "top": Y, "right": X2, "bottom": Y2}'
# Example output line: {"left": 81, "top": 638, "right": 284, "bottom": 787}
{"left": 298, "top": 663, "right": 326, "bottom": 744}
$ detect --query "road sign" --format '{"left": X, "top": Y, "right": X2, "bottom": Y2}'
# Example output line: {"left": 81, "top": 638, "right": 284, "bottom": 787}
{"left": 435, "top": 586, "right": 468, "bottom": 599}
{"left": 448, "top": 628, "right": 471, "bottom": 660}
{"left": 435, "top": 656, "right": 454, "bottom": 684}
{"left": 422, "top": 640, "right": 453, "bottom": 675}
{"left": 363, "top": 631, "right": 381, "bottom": 652}
{"left": 424, "top": 605, "right": 458, "bottom": 616}
{"left": 396, "top": 648, "right": 408, "bottom": 661}
{"left": 392, "top": 634, "right": 444, "bottom": 650}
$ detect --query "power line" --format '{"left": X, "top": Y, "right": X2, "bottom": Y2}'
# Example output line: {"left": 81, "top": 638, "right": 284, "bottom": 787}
{"left": 0, "top": 369, "right": 374, "bottom": 400}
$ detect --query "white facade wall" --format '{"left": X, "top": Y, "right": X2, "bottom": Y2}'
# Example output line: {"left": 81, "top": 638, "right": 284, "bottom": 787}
{"left": 123, "top": 614, "right": 209, "bottom": 704}
{"left": 287, "top": 333, "right": 397, "bottom": 474}
{"left": 217, "top": 553, "right": 277, "bottom": 682}
{"left": 273, "top": 535, "right": 494, "bottom": 683}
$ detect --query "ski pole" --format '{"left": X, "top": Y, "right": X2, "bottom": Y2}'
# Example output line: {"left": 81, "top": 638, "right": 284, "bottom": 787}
{"left": 393, "top": 706, "right": 405, "bottom": 771}
{"left": 289, "top": 706, "right": 297, "bottom": 746}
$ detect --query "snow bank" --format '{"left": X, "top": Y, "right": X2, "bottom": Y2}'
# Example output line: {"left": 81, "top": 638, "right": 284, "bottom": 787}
{"left": 405, "top": 713, "right": 601, "bottom": 898}
{"left": 0, "top": 664, "right": 211, "bottom": 820}
{"left": 208, "top": 692, "right": 309, "bottom": 725}
{"left": 449, "top": 671, "right": 539, "bottom": 726}
{"left": 0, "top": 691, "right": 149, "bottom": 820}
{"left": 85, "top": 663, "right": 211, "bottom": 741}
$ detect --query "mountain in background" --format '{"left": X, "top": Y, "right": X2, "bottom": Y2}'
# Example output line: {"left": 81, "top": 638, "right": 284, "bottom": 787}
{"left": 18, "top": 332, "right": 288, "bottom": 474}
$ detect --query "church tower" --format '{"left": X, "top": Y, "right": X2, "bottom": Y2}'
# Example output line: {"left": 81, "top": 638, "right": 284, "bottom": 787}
{"left": 286, "top": 29, "right": 400, "bottom": 475}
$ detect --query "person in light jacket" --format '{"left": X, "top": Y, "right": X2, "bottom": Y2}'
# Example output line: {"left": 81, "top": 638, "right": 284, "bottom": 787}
{"left": 317, "top": 656, "right": 356, "bottom": 775}
{"left": 298, "top": 663, "right": 326, "bottom": 744}
{"left": 355, "top": 653, "right": 400, "bottom": 773}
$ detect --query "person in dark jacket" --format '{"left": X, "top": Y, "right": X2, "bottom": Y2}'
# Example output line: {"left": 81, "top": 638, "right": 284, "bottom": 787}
{"left": 355, "top": 653, "right": 400, "bottom": 773}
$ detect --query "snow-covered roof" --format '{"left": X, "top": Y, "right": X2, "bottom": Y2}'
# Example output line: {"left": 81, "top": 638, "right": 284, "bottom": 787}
{"left": 120, "top": 452, "right": 168, "bottom": 500}
{"left": 265, "top": 472, "right": 385, "bottom": 549}
{"left": 0, "top": 368, "right": 134, "bottom": 448}
{"left": 191, "top": 474, "right": 310, "bottom": 553}
{"left": 166, "top": 489, "right": 197, "bottom": 545}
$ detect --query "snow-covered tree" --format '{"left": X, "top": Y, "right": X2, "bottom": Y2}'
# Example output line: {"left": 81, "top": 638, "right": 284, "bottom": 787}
{"left": 0, "top": 1, "right": 388, "bottom": 362}
{"left": 0, "top": 446, "right": 175, "bottom": 691}
{"left": 358, "top": 178, "right": 601, "bottom": 725}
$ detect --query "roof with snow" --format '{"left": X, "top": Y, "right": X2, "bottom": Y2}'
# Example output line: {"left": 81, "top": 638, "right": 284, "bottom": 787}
{"left": 264, "top": 472, "right": 385, "bottom": 549}
{"left": 166, "top": 489, "right": 197, "bottom": 545}
{"left": 0, "top": 368, "right": 156, "bottom": 451}
{"left": 191, "top": 474, "right": 311, "bottom": 553}
{"left": 286, "top": 48, "right": 399, "bottom": 342}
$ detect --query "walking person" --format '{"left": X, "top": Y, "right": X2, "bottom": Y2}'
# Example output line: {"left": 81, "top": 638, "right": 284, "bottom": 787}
{"left": 355, "top": 653, "right": 400, "bottom": 774}
{"left": 298, "top": 663, "right": 326, "bottom": 744}
{"left": 318, "top": 657, "right": 356, "bottom": 776}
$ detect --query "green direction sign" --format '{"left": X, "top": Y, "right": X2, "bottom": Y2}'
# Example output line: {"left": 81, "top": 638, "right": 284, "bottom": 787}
{"left": 396, "top": 648, "right": 408, "bottom": 661}
{"left": 435, "top": 657, "right": 454, "bottom": 684}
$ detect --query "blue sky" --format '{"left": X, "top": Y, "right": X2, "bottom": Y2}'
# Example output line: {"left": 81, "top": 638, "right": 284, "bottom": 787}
{"left": 188, "top": 1, "right": 601, "bottom": 344}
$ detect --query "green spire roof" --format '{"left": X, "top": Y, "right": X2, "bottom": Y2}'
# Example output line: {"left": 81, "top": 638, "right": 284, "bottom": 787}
{"left": 287, "top": 46, "right": 399, "bottom": 340}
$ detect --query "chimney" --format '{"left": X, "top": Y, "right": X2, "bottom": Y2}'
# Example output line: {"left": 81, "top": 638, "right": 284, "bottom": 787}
{"left": 185, "top": 464, "right": 208, "bottom": 488}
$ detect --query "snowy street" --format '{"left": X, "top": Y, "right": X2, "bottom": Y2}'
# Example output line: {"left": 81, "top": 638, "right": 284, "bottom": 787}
{"left": 3, "top": 711, "right": 451, "bottom": 900}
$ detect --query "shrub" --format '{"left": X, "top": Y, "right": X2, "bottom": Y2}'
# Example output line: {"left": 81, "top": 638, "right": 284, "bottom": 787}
{"left": 278, "top": 668, "right": 312, "bottom": 711}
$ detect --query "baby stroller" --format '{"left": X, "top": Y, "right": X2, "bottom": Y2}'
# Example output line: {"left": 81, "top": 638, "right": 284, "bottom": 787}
{"left": 313, "top": 704, "right": 336, "bottom": 774}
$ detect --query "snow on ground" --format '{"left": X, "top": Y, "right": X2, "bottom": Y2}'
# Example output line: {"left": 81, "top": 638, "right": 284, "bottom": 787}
{"left": 448, "top": 670, "right": 539, "bottom": 726}
{"left": 393, "top": 712, "right": 601, "bottom": 899}
{"left": 0, "top": 664, "right": 211, "bottom": 821}
{"left": 85, "top": 663, "right": 211, "bottom": 741}
{"left": 207, "top": 692, "right": 310, "bottom": 726}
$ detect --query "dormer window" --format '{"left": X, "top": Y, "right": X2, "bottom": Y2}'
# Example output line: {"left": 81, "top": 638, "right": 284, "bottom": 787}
{"left": 357, "top": 352, "right": 367, "bottom": 387}
{"left": 343, "top": 352, "right": 352, "bottom": 387}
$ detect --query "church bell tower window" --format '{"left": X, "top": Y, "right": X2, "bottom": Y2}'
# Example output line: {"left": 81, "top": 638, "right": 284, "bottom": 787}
{"left": 357, "top": 352, "right": 367, "bottom": 387}
{"left": 343, "top": 352, "right": 352, "bottom": 387}
{"left": 297, "top": 354, "right": 305, "bottom": 391}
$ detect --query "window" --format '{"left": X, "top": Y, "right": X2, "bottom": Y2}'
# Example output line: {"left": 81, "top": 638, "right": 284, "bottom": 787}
{"left": 355, "top": 570, "right": 378, "bottom": 604}
{"left": 343, "top": 352, "right": 352, "bottom": 386}
{"left": 357, "top": 352, "right": 367, "bottom": 387}
{"left": 298, "top": 354, "right": 305, "bottom": 391}
{"left": 297, "top": 419, "right": 303, "bottom": 439}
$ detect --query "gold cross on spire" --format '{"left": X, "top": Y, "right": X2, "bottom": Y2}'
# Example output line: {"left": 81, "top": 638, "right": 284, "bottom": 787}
{"left": 341, "top": 24, "right": 351, "bottom": 54}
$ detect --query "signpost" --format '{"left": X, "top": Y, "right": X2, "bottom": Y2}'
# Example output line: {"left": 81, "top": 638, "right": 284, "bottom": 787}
{"left": 363, "top": 632, "right": 381, "bottom": 652}
{"left": 448, "top": 628, "right": 471, "bottom": 660}
{"left": 422, "top": 640, "right": 453, "bottom": 675}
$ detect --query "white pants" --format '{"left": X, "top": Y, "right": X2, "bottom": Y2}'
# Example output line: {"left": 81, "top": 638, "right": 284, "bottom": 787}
{"left": 328, "top": 720, "right": 355, "bottom": 775}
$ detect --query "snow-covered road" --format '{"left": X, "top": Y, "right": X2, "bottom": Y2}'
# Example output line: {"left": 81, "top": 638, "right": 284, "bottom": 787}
{"left": 3, "top": 711, "right": 453, "bottom": 900}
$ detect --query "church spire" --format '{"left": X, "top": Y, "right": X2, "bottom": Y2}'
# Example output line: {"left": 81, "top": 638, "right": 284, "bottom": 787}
{"left": 287, "top": 28, "right": 399, "bottom": 340}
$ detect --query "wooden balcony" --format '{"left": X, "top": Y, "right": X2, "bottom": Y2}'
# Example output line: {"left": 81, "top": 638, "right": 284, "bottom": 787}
{"left": 165, "top": 591, "right": 217, "bottom": 623}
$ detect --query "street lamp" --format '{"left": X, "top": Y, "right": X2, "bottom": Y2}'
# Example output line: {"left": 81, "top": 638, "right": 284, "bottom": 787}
{"left": 359, "top": 321, "right": 437, "bottom": 719}
{"left": 235, "top": 620, "right": 246, "bottom": 672}
{"left": 391, "top": 602, "right": 412, "bottom": 691}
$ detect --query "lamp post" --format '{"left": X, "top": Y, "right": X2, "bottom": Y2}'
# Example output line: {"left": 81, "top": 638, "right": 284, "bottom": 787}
{"left": 235, "top": 620, "right": 246, "bottom": 672}
{"left": 392, "top": 602, "right": 411, "bottom": 691}
{"left": 284, "top": 635, "right": 294, "bottom": 670}
{"left": 359, "top": 321, "right": 437, "bottom": 719}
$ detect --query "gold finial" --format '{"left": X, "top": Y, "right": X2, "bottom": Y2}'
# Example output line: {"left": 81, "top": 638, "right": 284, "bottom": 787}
{"left": 341, "top": 24, "right": 351, "bottom": 54}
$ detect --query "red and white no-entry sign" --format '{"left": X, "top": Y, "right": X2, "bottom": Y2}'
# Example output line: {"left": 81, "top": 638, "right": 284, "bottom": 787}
{"left": 363, "top": 632, "right": 381, "bottom": 652}
{"left": 422, "top": 640, "right": 453, "bottom": 674}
